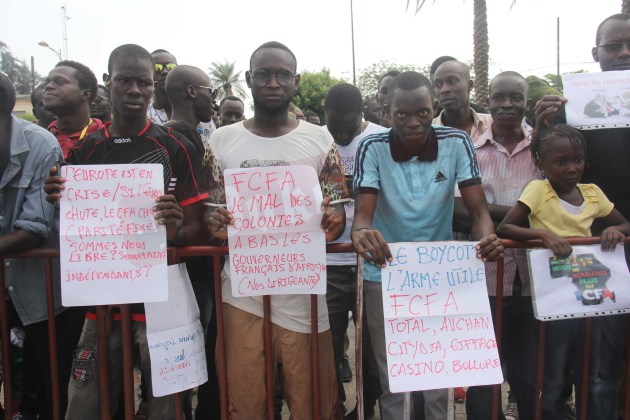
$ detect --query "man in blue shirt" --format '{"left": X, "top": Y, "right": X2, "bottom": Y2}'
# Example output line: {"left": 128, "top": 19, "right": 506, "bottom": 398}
{"left": 352, "top": 71, "right": 503, "bottom": 420}
{"left": 0, "top": 73, "right": 84, "bottom": 419}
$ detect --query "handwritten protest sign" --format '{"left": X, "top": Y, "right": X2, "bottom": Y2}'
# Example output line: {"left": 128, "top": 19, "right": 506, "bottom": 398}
{"left": 146, "top": 264, "right": 207, "bottom": 397}
{"left": 563, "top": 70, "right": 630, "bottom": 129}
{"left": 224, "top": 165, "right": 326, "bottom": 297}
{"left": 59, "top": 164, "right": 167, "bottom": 306}
{"left": 381, "top": 242, "right": 503, "bottom": 392}
{"left": 527, "top": 245, "right": 630, "bottom": 320}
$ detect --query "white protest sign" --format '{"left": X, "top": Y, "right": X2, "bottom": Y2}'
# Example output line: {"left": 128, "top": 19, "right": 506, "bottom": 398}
{"left": 145, "top": 263, "right": 207, "bottom": 397}
{"left": 381, "top": 242, "right": 503, "bottom": 392}
{"left": 563, "top": 70, "right": 630, "bottom": 129}
{"left": 527, "top": 245, "right": 630, "bottom": 320}
{"left": 59, "top": 164, "right": 167, "bottom": 306}
{"left": 224, "top": 165, "right": 326, "bottom": 296}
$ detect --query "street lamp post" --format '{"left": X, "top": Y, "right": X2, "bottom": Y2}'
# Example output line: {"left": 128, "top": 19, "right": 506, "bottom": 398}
{"left": 350, "top": 0, "right": 356, "bottom": 86}
{"left": 38, "top": 41, "right": 62, "bottom": 61}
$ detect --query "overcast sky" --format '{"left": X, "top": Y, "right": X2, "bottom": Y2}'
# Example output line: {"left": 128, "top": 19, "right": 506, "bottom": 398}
{"left": 3, "top": 0, "right": 621, "bottom": 112}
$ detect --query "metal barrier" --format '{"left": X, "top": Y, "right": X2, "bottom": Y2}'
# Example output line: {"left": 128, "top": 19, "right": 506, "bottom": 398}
{"left": 0, "top": 240, "right": 629, "bottom": 420}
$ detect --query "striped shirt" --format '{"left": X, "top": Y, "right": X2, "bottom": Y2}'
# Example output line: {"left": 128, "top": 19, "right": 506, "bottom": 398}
{"left": 474, "top": 123, "right": 539, "bottom": 296}
{"left": 354, "top": 126, "right": 481, "bottom": 282}
{"left": 433, "top": 108, "right": 493, "bottom": 142}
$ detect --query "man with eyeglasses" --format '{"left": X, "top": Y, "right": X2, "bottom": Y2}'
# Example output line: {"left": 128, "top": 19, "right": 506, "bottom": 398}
{"left": 90, "top": 84, "right": 112, "bottom": 123}
{"left": 534, "top": 13, "right": 630, "bottom": 419}
{"left": 204, "top": 41, "right": 347, "bottom": 419}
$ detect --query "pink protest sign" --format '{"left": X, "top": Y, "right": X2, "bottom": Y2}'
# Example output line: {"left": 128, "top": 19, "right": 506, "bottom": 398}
{"left": 59, "top": 164, "right": 168, "bottom": 306}
{"left": 224, "top": 165, "right": 326, "bottom": 296}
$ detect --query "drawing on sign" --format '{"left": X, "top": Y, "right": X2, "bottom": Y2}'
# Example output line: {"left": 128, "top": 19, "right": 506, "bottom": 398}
{"left": 549, "top": 254, "right": 615, "bottom": 305}
{"left": 527, "top": 245, "right": 630, "bottom": 320}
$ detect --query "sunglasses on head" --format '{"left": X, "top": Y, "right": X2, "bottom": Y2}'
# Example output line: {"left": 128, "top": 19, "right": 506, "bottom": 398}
{"left": 596, "top": 41, "right": 630, "bottom": 53}
{"left": 249, "top": 69, "right": 296, "bottom": 87}
{"left": 154, "top": 63, "right": 177, "bottom": 72}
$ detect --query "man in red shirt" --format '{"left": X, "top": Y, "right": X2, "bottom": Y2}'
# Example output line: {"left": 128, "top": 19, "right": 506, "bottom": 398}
{"left": 43, "top": 60, "right": 104, "bottom": 158}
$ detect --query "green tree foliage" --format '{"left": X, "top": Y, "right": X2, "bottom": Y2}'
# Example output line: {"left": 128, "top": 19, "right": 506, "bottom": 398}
{"left": 1, "top": 41, "right": 42, "bottom": 95}
{"left": 543, "top": 70, "right": 586, "bottom": 92}
{"left": 208, "top": 61, "right": 248, "bottom": 100}
{"left": 292, "top": 68, "right": 344, "bottom": 124}
{"left": 356, "top": 60, "right": 429, "bottom": 102}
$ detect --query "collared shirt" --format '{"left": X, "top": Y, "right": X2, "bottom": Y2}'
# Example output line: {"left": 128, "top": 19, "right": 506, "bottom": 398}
{"left": 433, "top": 108, "right": 493, "bottom": 142}
{"left": 48, "top": 118, "right": 104, "bottom": 159}
{"left": 2, "top": 116, "right": 63, "bottom": 325}
{"left": 474, "top": 123, "right": 539, "bottom": 297}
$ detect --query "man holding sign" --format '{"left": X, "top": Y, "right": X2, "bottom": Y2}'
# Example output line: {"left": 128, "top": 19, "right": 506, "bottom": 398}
{"left": 45, "top": 44, "right": 207, "bottom": 419}
{"left": 352, "top": 71, "right": 503, "bottom": 420}
{"left": 205, "top": 41, "right": 348, "bottom": 419}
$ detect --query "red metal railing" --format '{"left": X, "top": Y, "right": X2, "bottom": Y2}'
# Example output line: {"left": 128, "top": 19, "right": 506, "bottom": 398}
{"left": 1, "top": 239, "right": 629, "bottom": 420}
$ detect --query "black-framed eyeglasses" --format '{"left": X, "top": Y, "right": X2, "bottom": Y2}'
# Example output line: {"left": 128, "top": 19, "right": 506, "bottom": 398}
{"left": 93, "top": 95, "right": 111, "bottom": 104}
{"left": 595, "top": 41, "right": 630, "bottom": 53}
{"left": 193, "top": 85, "right": 217, "bottom": 99}
{"left": 154, "top": 63, "right": 177, "bottom": 72}
{"left": 249, "top": 69, "right": 296, "bottom": 87}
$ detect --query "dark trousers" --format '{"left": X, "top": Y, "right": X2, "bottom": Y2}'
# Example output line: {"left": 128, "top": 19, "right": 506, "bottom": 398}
{"left": 466, "top": 295, "right": 539, "bottom": 420}
{"left": 23, "top": 306, "right": 85, "bottom": 420}
{"left": 326, "top": 265, "right": 381, "bottom": 409}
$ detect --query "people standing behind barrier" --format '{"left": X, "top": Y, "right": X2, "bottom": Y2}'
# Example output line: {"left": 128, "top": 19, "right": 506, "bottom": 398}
{"left": 30, "top": 83, "right": 57, "bottom": 129}
{"left": 218, "top": 96, "right": 245, "bottom": 127}
{"left": 90, "top": 84, "right": 112, "bottom": 124}
{"left": 43, "top": 61, "right": 105, "bottom": 158}
{"left": 533, "top": 14, "right": 630, "bottom": 419}
{"left": 497, "top": 124, "right": 630, "bottom": 419}
{"left": 163, "top": 64, "right": 222, "bottom": 420}
{"left": 323, "top": 83, "right": 384, "bottom": 418}
{"left": 456, "top": 71, "right": 539, "bottom": 420}
{"left": 432, "top": 60, "right": 492, "bottom": 142}
{"left": 351, "top": 71, "right": 504, "bottom": 420}
{"left": 44, "top": 44, "right": 208, "bottom": 420}
{"left": 204, "top": 41, "right": 347, "bottom": 419}
{"left": 0, "top": 73, "right": 82, "bottom": 420}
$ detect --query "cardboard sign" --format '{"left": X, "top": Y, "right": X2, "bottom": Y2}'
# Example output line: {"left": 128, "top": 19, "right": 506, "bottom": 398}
{"left": 381, "top": 242, "right": 503, "bottom": 392}
{"left": 224, "top": 166, "right": 326, "bottom": 296}
{"left": 563, "top": 70, "right": 630, "bottom": 129}
{"left": 59, "top": 164, "right": 167, "bottom": 306}
{"left": 145, "top": 263, "right": 207, "bottom": 397}
{"left": 527, "top": 245, "right": 630, "bottom": 320}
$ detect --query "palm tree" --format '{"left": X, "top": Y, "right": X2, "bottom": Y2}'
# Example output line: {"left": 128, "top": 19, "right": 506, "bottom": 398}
{"left": 207, "top": 61, "right": 248, "bottom": 100}
{"left": 408, "top": 0, "right": 516, "bottom": 103}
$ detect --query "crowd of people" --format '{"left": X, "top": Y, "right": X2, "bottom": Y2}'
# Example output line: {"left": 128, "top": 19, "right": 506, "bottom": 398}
{"left": 1, "top": 11, "right": 630, "bottom": 420}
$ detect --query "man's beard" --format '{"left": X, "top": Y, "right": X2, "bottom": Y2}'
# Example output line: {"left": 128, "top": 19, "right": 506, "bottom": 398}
{"left": 252, "top": 95, "right": 292, "bottom": 114}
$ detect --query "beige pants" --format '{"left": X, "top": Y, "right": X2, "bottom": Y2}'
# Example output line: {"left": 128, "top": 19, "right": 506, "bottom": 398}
{"left": 222, "top": 303, "right": 342, "bottom": 420}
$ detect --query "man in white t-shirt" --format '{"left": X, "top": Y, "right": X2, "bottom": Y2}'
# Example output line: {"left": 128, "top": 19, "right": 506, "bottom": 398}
{"left": 324, "top": 83, "right": 385, "bottom": 417}
{"left": 205, "top": 41, "right": 348, "bottom": 419}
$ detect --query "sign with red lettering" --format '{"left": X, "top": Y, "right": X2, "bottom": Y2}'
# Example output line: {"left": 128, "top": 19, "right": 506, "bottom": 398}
{"left": 59, "top": 164, "right": 168, "bottom": 306}
{"left": 381, "top": 242, "right": 502, "bottom": 392}
{"left": 527, "top": 245, "right": 630, "bottom": 320}
{"left": 224, "top": 165, "right": 326, "bottom": 296}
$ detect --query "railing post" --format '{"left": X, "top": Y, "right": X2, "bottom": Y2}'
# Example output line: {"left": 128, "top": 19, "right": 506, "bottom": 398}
{"left": 120, "top": 305, "right": 135, "bottom": 420}
{"left": 491, "top": 256, "right": 505, "bottom": 420}
{"left": 355, "top": 258, "right": 364, "bottom": 420}
{"left": 96, "top": 305, "right": 112, "bottom": 419}
{"left": 311, "top": 295, "right": 320, "bottom": 420}
{"left": 213, "top": 254, "right": 229, "bottom": 420}
{"left": 0, "top": 260, "right": 13, "bottom": 418}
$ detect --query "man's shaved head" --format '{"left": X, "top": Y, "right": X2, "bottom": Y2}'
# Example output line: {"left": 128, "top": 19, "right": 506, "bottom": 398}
{"left": 434, "top": 60, "right": 471, "bottom": 81}
{"left": 165, "top": 65, "right": 211, "bottom": 104}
